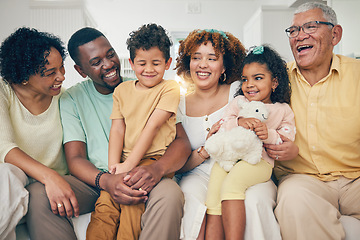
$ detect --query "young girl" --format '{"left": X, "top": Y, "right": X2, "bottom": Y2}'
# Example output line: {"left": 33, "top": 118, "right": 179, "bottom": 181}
{"left": 205, "top": 45, "right": 296, "bottom": 239}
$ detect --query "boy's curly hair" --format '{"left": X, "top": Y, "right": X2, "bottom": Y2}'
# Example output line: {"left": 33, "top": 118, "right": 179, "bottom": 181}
{"left": 0, "top": 27, "right": 66, "bottom": 84}
{"left": 127, "top": 23, "right": 172, "bottom": 62}
{"left": 236, "top": 45, "right": 291, "bottom": 104}
{"left": 175, "top": 29, "right": 246, "bottom": 85}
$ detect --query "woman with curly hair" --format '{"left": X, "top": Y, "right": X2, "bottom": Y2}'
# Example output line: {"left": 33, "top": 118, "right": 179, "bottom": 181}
{"left": 0, "top": 27, "right": 79, "bottom": 239}
{"left": 175, "top": 30, "right": 283, "bottom": 240}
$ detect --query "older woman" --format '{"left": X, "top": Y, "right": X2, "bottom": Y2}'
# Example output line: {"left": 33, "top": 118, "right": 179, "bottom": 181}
{"left": 0, "top": 27, "right": 83, "bottom": 240}
{"left": 175, "top": 29, "right": 282, "bottom": 240}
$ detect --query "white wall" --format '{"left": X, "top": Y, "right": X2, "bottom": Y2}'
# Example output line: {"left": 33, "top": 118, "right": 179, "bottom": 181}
{"left": 85, "top": 0, "right": 257, "bottom": 56}
{"left": 84, "top": 0, "right": 260, "bottom": 80}
{"left": 332, "top": 0, "right": 360, "bottom": 57}
{"left": 0, "top": 0, "right": 90, "bottom": 88}
{"left": 1, "top": 0, "right": 359, "bottom": 87}
{"left": 243, "top": 0, "right": 360, "bottom": 63}
{"left": 243, "top": 6, "right": 295, "bottom": 62}
{"left": 262, "top": 7, "right": 295, "bottom": 62}
{"left": 0, "top": 0, "right": 30, "bottom": 42}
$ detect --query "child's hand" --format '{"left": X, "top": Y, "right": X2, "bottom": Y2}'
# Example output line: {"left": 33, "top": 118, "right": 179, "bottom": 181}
{"left": 254, "top": 122, "right": 268, "bottom": 140}
{"left": 109, "top": 162, "right": 133, "bottom": 175}
{"left": 237, "top": 117, "right": 261, "bottom": 130}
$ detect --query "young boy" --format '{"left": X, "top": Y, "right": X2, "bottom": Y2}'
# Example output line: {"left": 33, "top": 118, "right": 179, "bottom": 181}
{"left": 86, "top": 23, "right": 180, "bottom": 240}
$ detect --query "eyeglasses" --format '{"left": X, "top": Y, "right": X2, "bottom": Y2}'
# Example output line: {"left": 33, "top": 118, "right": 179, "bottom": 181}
{"left": 285, "top": 21, "right": 334, "bottom": 38}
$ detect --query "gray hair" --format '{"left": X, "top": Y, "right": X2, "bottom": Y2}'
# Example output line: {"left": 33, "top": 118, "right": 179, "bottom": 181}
{"left": 295, "top": 2, "right": 338, "bottom": 25}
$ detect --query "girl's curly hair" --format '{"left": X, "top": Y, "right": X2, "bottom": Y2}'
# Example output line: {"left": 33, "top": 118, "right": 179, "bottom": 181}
{"left": 127, "top": 23, "right": 172, "bottom": 62}
{"left": 175, "top": 29, "right": 246, "bottom": 85}
{"left": 0, "top": 27, "right": 66, "bottom": 84}
{"left": 236, "top": 45, "right": 291, "bottom": 104}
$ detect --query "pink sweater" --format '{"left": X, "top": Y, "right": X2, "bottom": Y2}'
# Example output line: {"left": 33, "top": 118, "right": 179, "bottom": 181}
{"left": 220, "top": 95, "right": 296, "bottom": 166}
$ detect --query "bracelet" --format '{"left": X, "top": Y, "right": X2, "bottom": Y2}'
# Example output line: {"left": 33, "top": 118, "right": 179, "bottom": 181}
{"left": 197, "top": 146, "right": 210, "bottom": 161}
{"left": 95, "top": 170, "right": 109, "bottom": 191}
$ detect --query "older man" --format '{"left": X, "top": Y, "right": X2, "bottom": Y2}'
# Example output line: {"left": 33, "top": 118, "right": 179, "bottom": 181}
{"left": 272, "top": 2, "right": 360, "bottom": 240}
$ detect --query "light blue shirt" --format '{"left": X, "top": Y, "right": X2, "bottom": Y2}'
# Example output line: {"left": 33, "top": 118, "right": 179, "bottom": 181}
{"left": 59, "top": 79, "right": 113, "bottom": 171}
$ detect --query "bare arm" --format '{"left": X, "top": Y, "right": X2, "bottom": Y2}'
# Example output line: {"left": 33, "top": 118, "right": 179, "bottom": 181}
{"left": 177, "top": 120, "right": 221, "bottom": 174}
{"left": 108, "top": 119, "right": 125, "bottom": 173}
{"left": 125, "top": 123, "right": 191, "bottom": 192}
{"left": 64, "top": 140, "right": 147, "bottom": 205}
{"left": 176, "top": 147, "right": 209, "bottom": 174}
{"left": 64, "top": 141, "right": 101, "bottom": 186}
{"left": 5, "top": 148, "right": 79, "bottom": 218}
{"left": 120, "top": 108, "right": 173, "bottom": 174}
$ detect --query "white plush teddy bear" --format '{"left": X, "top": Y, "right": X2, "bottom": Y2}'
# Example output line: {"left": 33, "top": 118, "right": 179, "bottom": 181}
{"left": 204, "top": 99, "right": 269, "bottom": 172}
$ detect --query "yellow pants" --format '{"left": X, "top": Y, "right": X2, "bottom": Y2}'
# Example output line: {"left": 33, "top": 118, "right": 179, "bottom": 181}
{"left": 86, "top": 155, "right": 173, "bottom": 240}
{"left": 206, "top": 159, "right": 272, "bottom": 215}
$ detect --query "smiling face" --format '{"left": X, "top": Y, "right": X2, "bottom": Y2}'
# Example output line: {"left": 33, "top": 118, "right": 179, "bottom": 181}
{"left": 129, "top": 47, "right": 171, "bottom": 90}
{"left": 289, "top": 8, "right": 336, "bottom": 72}
{"left": 189, "top": 42, "right": 225, "bottom": 90}
{"left": 241, "top": 62, "right": 278, "bottom": 104}
{"left": 75, "top": 36, "right": 122, "bottom": 94}
{"left": 27, "top": 47, "right": 65, "bottom": 97}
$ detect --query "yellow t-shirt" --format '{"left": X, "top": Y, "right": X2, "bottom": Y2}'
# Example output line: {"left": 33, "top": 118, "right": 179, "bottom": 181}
{"left": 111, "top": 79, "right": 180, "bottom": 159}
{"left": 275, "top": 54, "right": 360, "bottom": 181}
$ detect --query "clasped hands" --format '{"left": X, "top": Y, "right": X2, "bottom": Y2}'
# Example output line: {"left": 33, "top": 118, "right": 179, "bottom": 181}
{"left": 103, "top": 163, "right": 162, "bottom": 205}
{"left": 237, "top": 117, "right": 268, "bottom": 140}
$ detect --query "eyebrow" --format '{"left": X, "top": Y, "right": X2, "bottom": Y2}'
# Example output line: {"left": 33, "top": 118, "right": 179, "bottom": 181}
{"left": 253, "top": 73, "right": 265, "bottom": 77}
{"left": 89, "top": 57, "right": 100, "bottom": 64}
{"left": 193, "top": 52, "right": 217, "bottom": 57}
{"left": 242, "top": 73, "right": 265, "bottom": 77}
{"left": 43, "top": 67, "right": 55, "bottom": 73}
{"left": 89, "top": 48, "right": 115, "bottom": 64}
{"left": 135, "top": 59, "right": 162, "bottom": 63}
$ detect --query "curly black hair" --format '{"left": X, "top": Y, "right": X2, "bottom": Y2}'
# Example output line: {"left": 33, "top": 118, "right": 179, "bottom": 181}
{"left": 68, "top": 27, "right": 105, "bottom": 65}
{"left": 0, "top": 27, "right": 66, "bottom": 85}
{"left": 236, "top": 45, "right": 291, "bottom": 104}
{"left": 175, "top": 29, "right": 246, "bottom": 85}
{"left": 127, "top": 23, "right": 172, "bottom": 62}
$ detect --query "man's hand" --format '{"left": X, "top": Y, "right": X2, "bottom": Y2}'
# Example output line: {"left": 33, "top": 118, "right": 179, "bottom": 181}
{"left": 264, "top": 134, "right": 299, "bottom": 161}
{"left": 123, "top": 164, "right": 162, "bottom": 193}
{"left": 101, "top": 172, "right": 148, "bottom": 205}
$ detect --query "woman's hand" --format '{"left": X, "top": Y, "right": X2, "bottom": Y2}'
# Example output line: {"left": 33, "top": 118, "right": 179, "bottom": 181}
{"left": 44, "top": 172, "right": 79, "bottom": 218}
{"left": 206, "top": 119, "right": 224, "bottom": 139}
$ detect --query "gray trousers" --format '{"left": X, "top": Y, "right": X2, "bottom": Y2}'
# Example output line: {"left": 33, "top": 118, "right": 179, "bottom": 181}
{"left": 1, "top": 163, "right": 184, "bottom": 240}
